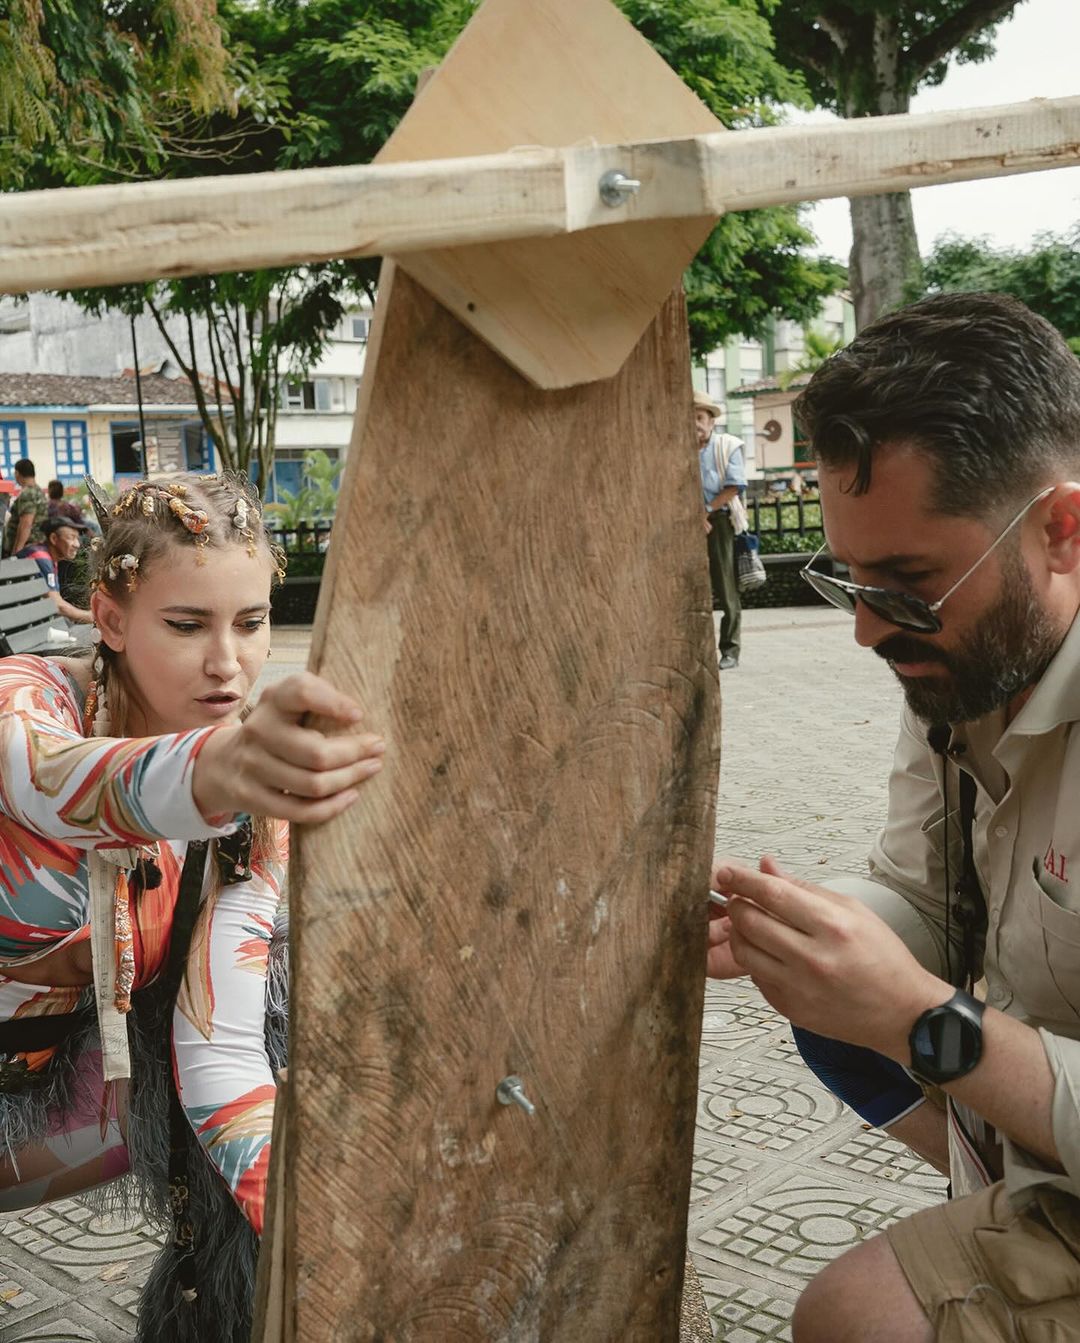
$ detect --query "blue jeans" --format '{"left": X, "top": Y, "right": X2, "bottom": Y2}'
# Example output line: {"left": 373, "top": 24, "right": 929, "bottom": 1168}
{"left": 792, "top": 1026, "right": 924, "bottom": 1127}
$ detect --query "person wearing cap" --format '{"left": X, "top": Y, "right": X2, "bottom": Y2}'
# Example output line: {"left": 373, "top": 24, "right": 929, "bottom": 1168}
{"left": 16, "top": 515, "right": 94, "bottom": 624}
{"left": 694, "top": 388, "right": 748, "bottom": 670}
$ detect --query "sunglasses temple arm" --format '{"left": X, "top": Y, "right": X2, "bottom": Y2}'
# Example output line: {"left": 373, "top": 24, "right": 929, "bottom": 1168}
{"left": 931, "top": 485, "right": 1055, "bottom": 614}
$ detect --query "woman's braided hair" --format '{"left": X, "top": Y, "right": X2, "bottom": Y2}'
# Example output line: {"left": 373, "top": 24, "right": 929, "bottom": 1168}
{"left": 88, "top": 472, "right": 285, "bottom": 600}
{"left": 85, "top": 471, "right": 287, "bottom": 867}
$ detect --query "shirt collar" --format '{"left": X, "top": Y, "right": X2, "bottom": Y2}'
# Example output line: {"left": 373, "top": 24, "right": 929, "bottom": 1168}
{"left": 1001, "top": 608, "right": 1080, "bottom": 738}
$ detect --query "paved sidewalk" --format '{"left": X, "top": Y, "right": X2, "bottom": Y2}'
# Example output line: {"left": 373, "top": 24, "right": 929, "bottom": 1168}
{"left": 0, "top": 610, "right": 946, "bottom": 1341}
{"left": 692, "top": 608, "right": 947, "bottom": 1341}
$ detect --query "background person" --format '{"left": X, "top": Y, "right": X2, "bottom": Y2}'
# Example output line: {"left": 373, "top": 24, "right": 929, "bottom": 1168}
{"left": 16, "top": 513, "right": 94, "bottom": 624}
{"left": 708, "top": 292, "right": 1080, "bottom": 1343}
{"left": 47, "top": 479, "right": 89, "bottom": 528}
{"left": 3, "top": 457, "right": 48, "bottom": 557}
{"left": 695, "top": 388, "right": 747, "bottom": 670}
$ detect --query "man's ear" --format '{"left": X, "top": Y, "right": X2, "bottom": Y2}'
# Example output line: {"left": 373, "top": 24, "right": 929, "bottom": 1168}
{"left": 90, "top": 590, "right": 126, "bottom": 652}
{"left": 1043, "top": 485, "right": 1080, "bottom": 573}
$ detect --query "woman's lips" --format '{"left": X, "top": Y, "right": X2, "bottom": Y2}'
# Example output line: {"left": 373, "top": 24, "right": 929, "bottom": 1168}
{"left": 195, "top": 694, "right": 241, "bottom": 717}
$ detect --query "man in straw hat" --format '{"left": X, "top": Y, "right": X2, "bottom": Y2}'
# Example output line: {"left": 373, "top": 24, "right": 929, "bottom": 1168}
{"left": 694, "top": 387, "right": 748, "bottom": 670}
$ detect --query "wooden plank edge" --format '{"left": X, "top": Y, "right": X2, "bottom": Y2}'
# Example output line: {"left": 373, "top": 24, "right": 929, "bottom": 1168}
{"left": 251, "top": 1068, "right": 291, "bottom": 1343}
{"left": 0, "top": 95, "right": 1076, "bottom": 294}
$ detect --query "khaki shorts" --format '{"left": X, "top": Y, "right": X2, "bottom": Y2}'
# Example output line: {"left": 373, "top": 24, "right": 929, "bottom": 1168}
{"left": 886, "top": 1181, "right": 1080, "bottom": 1342}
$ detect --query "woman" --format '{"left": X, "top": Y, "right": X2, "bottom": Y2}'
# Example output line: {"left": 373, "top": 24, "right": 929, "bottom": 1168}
{"left": 0, "top": 473, "right": 382, "bottom": 1334}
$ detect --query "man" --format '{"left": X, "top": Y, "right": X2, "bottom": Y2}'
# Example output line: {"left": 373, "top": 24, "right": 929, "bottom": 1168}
{"left": 17, "top": 514, "right": 93, "bottom": 624}
{"left": 47, "top": 479, "right": 89, "bottom": 528}
{"left": 3, "top": 458, "right": 48, "bottom": 557}
{"left": 694, "top": 388, "right": 747, "bottom": 670}
{"left": 708, "top": 292, "right": 1080, "bottom": 1341}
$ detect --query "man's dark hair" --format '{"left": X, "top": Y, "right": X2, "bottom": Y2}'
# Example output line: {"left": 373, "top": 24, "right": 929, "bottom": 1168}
{"left": 14, "top": 458, "right": 35, "bottom": 479}
{"left": 47, "top": 479, "right": 64, "bottom": 500}
{"left": 794, "top": 292, "right": 1080, "bottom": 518}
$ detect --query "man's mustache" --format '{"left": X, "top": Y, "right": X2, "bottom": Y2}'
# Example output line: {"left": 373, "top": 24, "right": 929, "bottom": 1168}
{"left": 874, "top": 635, "right": 952, "bottom": 669}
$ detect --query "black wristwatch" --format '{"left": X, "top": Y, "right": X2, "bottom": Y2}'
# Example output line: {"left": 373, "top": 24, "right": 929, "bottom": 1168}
{"left": 908, "top": 989, "right": 985, "bottom": 1085}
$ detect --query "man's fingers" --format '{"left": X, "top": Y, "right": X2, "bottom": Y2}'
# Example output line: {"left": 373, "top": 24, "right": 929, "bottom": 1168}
{"left": 706, "top": 942, "right": 748, "bottom": 980}
{"left": 759, "top": 853, "right": 846, "bottom": 904}
{"left": 727, "top": 923, "right": 788, "bottom": 981}
{"left": 711, "top": 863, "right": 826, "bottom": 934}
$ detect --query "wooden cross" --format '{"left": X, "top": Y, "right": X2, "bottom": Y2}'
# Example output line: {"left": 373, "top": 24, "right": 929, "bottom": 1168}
{"left": 3, "top": 0, "right": 1076, "bottom": 1338}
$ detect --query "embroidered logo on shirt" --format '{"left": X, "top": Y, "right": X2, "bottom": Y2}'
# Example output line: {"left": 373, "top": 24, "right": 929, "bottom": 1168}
{"left": 1044, "top": 842, "right": 1070, "bottom": 884}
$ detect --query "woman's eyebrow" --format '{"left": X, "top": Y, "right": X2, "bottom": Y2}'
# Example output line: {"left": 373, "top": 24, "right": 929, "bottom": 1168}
{"left": 158, "top": 604, "right": 271, "bottom": 616}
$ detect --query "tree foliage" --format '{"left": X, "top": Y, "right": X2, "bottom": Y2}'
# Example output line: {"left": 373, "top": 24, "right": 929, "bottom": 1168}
{"left": 0, "top": 0, "right": 236, "bottom": 186}
{"left": 225, "top": 0, "right": 843, "bottom": 350}
{"left": 922, "top": 226, "right": 1080, "bottom": 355}
{"left": 69, "top": 266, "right": 362, "bottom": 490}
{"left": 767, "top": 1, "right": 1018, "bottom": 118}
{"left": 764, "top": 1, "right": 1022, "bottom": 326}
{"left": 11, "top": 0, "right": 850, "bottom": 484}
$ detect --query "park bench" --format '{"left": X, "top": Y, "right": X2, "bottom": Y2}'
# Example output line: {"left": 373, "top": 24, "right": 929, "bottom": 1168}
{"left": 0, "top": 557, "right": 84, "bottom": 656}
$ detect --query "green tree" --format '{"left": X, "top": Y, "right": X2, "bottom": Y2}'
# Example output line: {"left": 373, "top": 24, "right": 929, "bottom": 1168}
{"left": 922, "top": 226, "right": 1080, "bottom": 354}
{"left": 264, "top": 449, "right": 343, "bottom": 531}
{"left": 20, "top": 0, "right": 848, "bottom": 487}
{"left": 776, "top": 326, "right": 845, "bottom": 389}
{"left": 0, "top": 0, "right": 235, "bottom": 187}
{"left": 767, "top": 1, "right": 1023, "bottom": 329}
{"left": 227, "top": 0, "right": 845, "bottom": 346}
{"left": 70, "top": 268, "right": 360, "bottom": 491}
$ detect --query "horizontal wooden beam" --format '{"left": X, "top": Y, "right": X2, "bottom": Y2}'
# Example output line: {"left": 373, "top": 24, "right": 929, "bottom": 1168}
{"left": 1, "top": 96, "right": 1077, "bottom": 293}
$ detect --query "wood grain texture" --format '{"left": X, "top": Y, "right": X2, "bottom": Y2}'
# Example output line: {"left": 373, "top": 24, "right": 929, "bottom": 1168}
{"left": 285, "top": 265, "right": 719, "bottom": 1341}
{"left": 374, "top": 0, "right": 722, "bottom": 387}
{"left": 1, "top": 91, "right": 1076, "bottom": 305}
{"left": 252, "top": 1070, "right": 289, "bottom": 1342}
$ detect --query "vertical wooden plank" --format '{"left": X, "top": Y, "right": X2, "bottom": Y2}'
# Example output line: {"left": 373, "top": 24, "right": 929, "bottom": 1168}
{"left": 288, "top": 264, "right": 719, "bottom": 1340}
{"left": 252, "top": 1070, "right": 290, "bottom": 1342}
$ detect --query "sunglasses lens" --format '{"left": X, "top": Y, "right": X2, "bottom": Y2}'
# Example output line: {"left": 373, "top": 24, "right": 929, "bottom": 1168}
{"left": 802, "top": 567, "right": 943, "bottom": 633}
{"left": 861, "top": 591, "right": 941, "bottom": 634}
{"left": 801, "top": 568, "right": 857, "bottom": 615}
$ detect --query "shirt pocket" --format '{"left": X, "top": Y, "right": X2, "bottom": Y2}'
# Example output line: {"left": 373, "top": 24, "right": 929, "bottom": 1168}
{"left": 1002, "top": 869, "right": 1080, "bottom": 1024}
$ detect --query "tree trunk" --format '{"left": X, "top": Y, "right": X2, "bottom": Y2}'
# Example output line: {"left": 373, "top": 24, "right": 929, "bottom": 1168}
{"left": 843, "top": 15, "right": 923, "bottom": 328}
{"left": 848, "top": 189, "right": 923, "bottom": 328}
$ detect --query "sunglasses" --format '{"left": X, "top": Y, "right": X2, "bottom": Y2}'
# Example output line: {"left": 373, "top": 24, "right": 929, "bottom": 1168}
{"left": 800, "top": 485, "right": 1055, "bottom": 634}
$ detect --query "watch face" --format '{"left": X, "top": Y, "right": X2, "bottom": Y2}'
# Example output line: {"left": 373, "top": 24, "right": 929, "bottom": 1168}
{"left": 913, "top": 1007, "right": 978, "bottom": 1079}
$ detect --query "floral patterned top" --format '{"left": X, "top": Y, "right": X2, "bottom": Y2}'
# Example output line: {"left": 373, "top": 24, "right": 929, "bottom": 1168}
{"left": 0, "top": 656, "right": 287, "bottom": 1233}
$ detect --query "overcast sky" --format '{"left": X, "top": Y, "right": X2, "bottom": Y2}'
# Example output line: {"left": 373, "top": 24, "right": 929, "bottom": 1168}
{"left": 793, "top": 0, "right": 1080, "bottom": 263}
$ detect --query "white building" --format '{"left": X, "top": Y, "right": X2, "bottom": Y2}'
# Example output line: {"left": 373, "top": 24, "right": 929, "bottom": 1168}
{"left": 695, "top": 292, "right": 855, "bottom": 483}
{"left": 272, "top": 309, "right": 371, "bottom": 499}
{"left": 0, "top": 292, "right": 373, "bottom": 499}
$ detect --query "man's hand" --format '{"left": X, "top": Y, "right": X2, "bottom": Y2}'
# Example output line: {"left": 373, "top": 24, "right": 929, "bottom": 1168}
{"left": 714, "top": 856, "right": 949, "bottom": 1060}
{"left": 707, "top": 907, "right": 747, "bottom": 979}
{"left": 193, "top": 672, "right": 385, "bottom": 826}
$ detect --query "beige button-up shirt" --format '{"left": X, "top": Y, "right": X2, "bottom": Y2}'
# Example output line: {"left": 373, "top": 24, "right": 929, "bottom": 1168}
{"left": 829, "top": 612, "right": 1080, "bottom": 1204}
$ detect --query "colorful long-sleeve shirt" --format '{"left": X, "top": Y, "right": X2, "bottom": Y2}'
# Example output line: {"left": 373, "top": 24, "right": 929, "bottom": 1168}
{"left": 0, "top": 656, "right": 286, "bottom": 1233}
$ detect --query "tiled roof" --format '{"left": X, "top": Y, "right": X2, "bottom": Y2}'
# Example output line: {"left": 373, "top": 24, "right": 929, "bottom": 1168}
{"left": 0, "top": 372, "right": 200, "bottom": 408}
{"left": 728, "top": 373, "right": 811, "bottom": 397}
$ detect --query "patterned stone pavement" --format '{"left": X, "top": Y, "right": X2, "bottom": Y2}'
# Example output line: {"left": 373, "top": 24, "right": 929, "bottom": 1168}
{"left": 0, "top": 609, "right": 947, "bottom": 1341}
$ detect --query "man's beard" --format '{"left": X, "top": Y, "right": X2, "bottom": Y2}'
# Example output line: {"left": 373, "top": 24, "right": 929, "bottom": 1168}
{"left": 875, "top": 549, "right": 1065, "bottom": 724}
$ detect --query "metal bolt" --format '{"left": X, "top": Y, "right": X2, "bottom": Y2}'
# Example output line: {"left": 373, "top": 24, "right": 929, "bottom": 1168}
{"left": 598, "top": 169, "right": 642, "bottom": 208}
{"left": 496, "top": 1074, "right": 536, "bottom": 1117}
